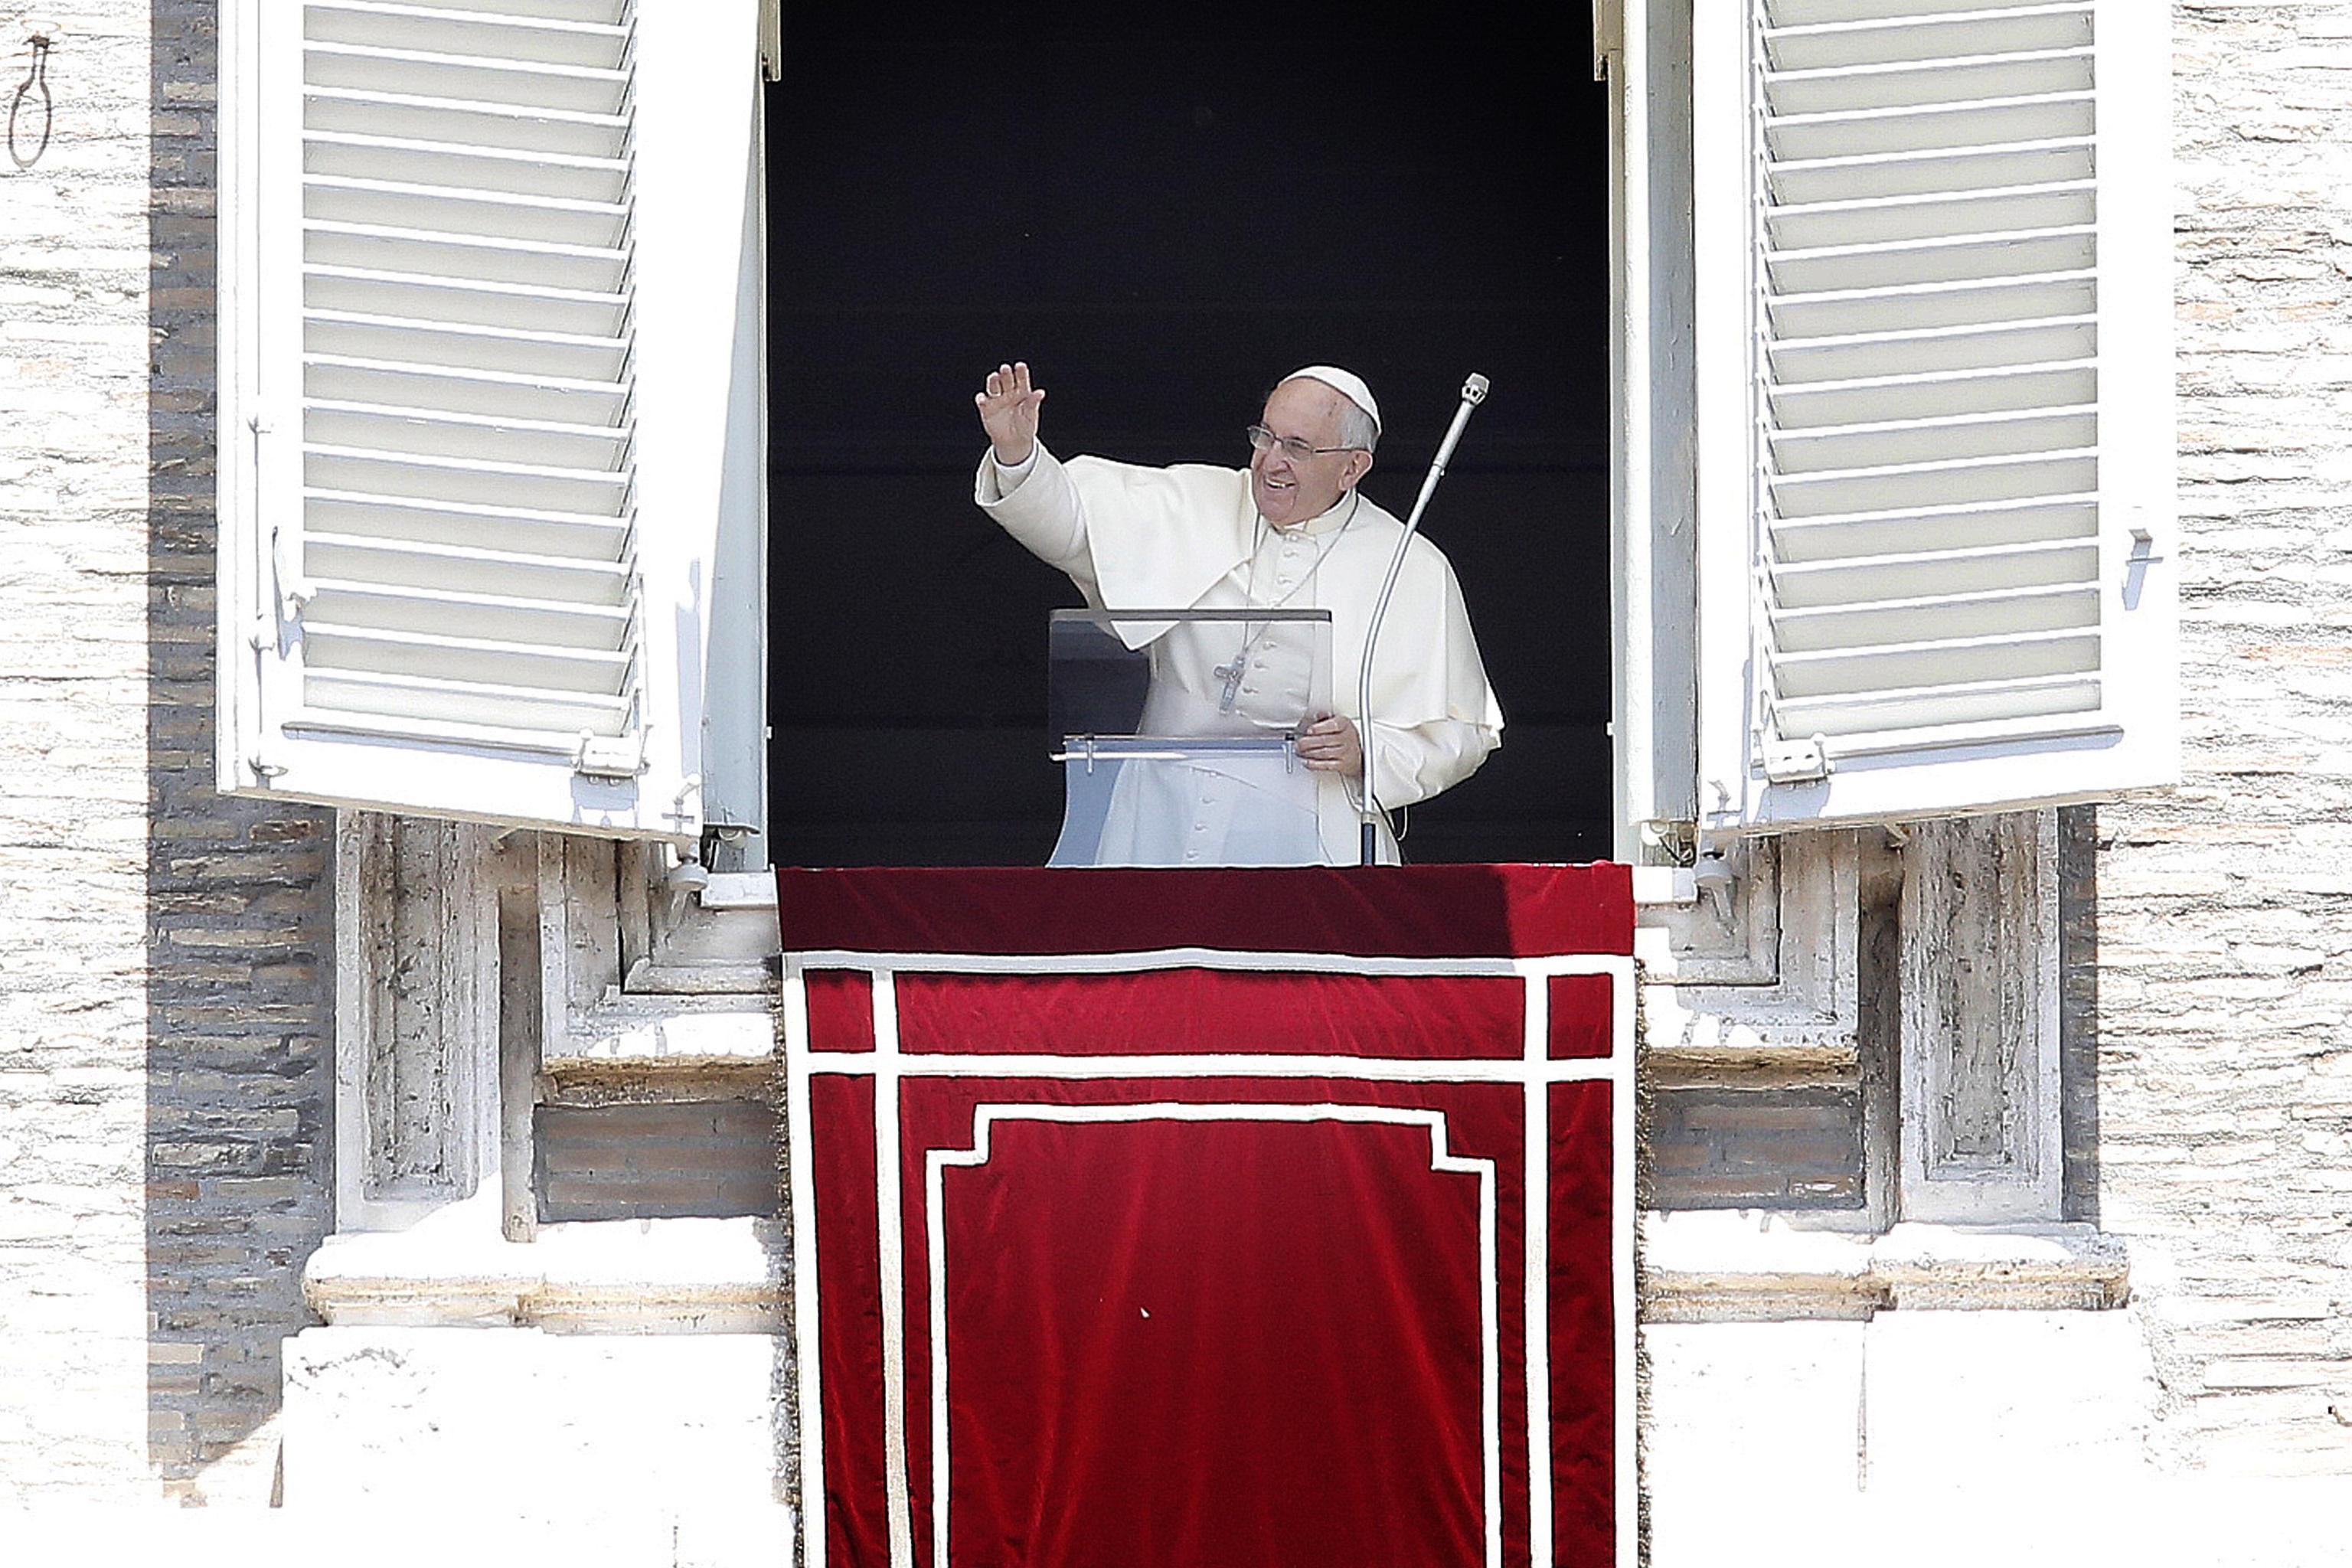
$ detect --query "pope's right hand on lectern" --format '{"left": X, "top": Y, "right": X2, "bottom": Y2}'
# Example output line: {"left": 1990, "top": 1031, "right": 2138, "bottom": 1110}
{"left": 975, "top": 361, "right": 1044, "bottom": 466}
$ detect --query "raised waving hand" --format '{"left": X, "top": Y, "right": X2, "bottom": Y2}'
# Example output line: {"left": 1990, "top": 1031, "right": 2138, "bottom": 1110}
{"left": 975, "top": 361, "right": 1044, "bottom": 466}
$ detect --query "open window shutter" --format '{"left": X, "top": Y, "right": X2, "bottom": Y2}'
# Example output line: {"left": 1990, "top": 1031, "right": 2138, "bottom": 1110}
{"left": 217, "top": 0, "right": 761, "bottom": 840}
{"left": 1692, "top": 0, "right": 2174, "bottom": 833}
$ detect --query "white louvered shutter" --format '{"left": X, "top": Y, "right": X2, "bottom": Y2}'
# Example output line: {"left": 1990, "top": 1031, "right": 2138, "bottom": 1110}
{"left": 217, "top": 0, "right": 762, "bottom": 840}
{"left": 1691, "top": 0, "right": 2175, "bottom": 833}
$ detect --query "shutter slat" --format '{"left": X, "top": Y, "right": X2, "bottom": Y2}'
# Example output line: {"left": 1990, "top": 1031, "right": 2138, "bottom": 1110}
{"left": 1763, "top": 50, "right": 2094, "bottom": 116}
{"left": 305, "top": 130, "right": 627, "bottom": 201}
{"left": 305, "top": 578, "right": 632, "bottom": 647}
{"left": 1769, "top": 139, "right": 2092, "bottom": 205}
{"left": 1773, "top": 539, "right": 2098, "bottom": 606}
{"left": 304, "top": 444, "right": 630, "bottom": 514}
{"left": 305, "top": 531, "right": 631, "bottom": 599}
{"left": 308, "top": 175, "right": 630, "bottom": 247}
{"left": 305, "top": 354, "right": 629, "bottom": 423}
{"left": 305, "top": 87, "right": 627, "bottom": 156}
{"left": 364, "top": 0, "right": 629, "bottom": 22}
{"left": 1769, "top": 495, "right": 2099, "bottom": 564}
{"left": 305, "top": 2, "right": 630, "bottom": 68}
{"left": 305, "top": 174, "right": 629, "bottom": 247}
{"left": 1775, "top": 675, "right": 2103, "bottom": 743}
{"left": 1769, "top": 449, "right": 2098, "bottom": 519}
{"left": 1770, "top": 582, "right": 2099, "bottom": 653}
{"left": 303, "top": 488, "right": 632, "bottom": 559}
{"left": 304, "top": 43, "right": 629, "bottom": 115}
{"left": 1769, "top": 0, "right": 2072, "bottom": 25}
{"left": 1767, "top": 93, "right": 2095, "bottom": 161}
{"left": 1766, "top": 317, "right": 2096, "bottom": 383}
{"left": 1772, "top": 626, "right": 2098, "bottom": 699}
{"left": 1769, "top": 273, "right": 2096, "bottom": 338}
{"left": 1771, "top": 361, "right": 2097, "bottom": 426}
{"left": 305, "top": 266, "right": 626, "bottom": 334}
{"left": 304, "top": 221, "right": 628, "bottom": 291}
{"left": 304, "top": 399, "right": 629, "bottom": 469}
{"left": 1771, "top": 407, "right": 2097, "bottom": 472}
{"left": 303, "top": 309, "right": 627, "bottom": 378}
{"left": 303, "top": 354, "right": 626, "bottom": 423}
{"left": 1766, "top": 226, "right": 2096, "bottom": 294}
{"left": 1766, "top": 181, "right": 2095, "bottom": 250}
{"left": 302, "top": 622, "right": 632, "bottom": 690}
{"left": 1762, "top": 8, "right": 2093, "bottom": 74}
{"left": 290, "top": 695, "right": 630, "bottom": 752}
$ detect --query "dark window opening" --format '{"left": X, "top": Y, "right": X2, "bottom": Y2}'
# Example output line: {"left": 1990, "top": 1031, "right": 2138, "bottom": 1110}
{"left": 766, "top": 1, "right": 1609, "bottom": 865}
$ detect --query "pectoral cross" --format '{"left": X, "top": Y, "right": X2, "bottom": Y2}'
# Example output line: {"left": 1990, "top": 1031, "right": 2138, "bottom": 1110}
{"left": 1214, "top": 658, "right": 1246, "bottom": 713}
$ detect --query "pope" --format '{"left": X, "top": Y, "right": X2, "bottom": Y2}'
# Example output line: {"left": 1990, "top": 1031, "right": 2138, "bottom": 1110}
{"left": 974, "top": 361, "right": 1504, "bottom": 865}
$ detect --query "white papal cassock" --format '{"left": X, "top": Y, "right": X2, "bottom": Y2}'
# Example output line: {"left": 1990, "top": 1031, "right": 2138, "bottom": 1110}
{"left": 977, "top": 443, "right": 1504, "bottom": 865}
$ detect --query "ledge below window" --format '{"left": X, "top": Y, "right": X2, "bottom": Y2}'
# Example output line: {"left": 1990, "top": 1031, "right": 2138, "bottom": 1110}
{"left": 304, "top": 1210, "right": 787, "bottom": 1333}
{"left": 1641, "top": 1214, "right": 2129, "bottom": 1321}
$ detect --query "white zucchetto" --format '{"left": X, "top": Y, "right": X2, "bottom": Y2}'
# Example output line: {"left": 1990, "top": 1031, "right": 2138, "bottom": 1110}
{"left": 1282, "top": 365, "right": 1381, "bottom": 434}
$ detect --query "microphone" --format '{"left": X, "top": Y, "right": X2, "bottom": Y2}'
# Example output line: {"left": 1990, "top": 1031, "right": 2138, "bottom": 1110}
{"left": 1357, "top": 373, "right": 1491, "bottom": 867}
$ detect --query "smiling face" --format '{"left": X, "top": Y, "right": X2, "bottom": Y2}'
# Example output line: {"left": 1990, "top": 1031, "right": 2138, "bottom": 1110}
{"left": 1250, "top": 377, "right": 1376, "bottom": 528}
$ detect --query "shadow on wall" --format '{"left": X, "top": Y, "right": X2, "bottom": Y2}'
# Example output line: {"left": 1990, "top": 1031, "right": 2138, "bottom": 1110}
{"left": 144, "top": 4, "right": 336, "bottom": 1501}
{"left": 2060, "top": 804, "right": 2102, "bottom": 1225}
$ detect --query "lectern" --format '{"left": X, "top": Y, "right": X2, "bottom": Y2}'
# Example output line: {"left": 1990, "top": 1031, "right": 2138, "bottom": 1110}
{"left": 1047, "top": 607, "right": 1334, "bottom": 867}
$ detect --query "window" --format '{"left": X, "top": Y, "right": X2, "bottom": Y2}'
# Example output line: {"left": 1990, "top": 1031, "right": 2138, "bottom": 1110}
{"left": 215, "top": 1, "right": 767, "bottom": 845}
{"left": 219, "top": 0, "right": 2175, "bottom": 871}
{"left": 761, "top": 2, "right": 1612, "bottom": 867}
{"left": 1667, "top": 0, "right": 2175, "bottom": 839}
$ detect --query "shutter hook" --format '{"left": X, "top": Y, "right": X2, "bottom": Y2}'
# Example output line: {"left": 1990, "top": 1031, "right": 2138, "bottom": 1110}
{"left": 8, "top": 33, "right": 53, "bottom": 172}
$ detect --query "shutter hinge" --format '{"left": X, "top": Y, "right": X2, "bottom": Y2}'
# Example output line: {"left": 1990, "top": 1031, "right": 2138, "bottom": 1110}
{"left": 1760, "top": 733, "right": 1831, "bottom": 785}
{"left": 573, "top": 728, "right": 648, "bottom": 780}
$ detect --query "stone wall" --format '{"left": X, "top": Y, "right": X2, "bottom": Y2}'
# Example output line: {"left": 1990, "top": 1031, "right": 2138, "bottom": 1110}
{"left": 2090, "top": 0, "right": 2352, "bottom": 1473}
{"left": 0, "top": 0, "right": 335, "bottom": 1503}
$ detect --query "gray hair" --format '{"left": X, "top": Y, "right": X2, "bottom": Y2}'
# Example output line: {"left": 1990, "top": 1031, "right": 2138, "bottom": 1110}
{"left": 1335, "top": 399, "right": 1380, "bottom": 456}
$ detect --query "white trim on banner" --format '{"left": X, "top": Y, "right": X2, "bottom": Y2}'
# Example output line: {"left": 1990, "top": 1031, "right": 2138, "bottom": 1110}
{"left": 926, "top": 1102, "right": 1502, "bottom": 1568}
{"left": 781, "top": 949, "right": 1639, "bottom": 1568}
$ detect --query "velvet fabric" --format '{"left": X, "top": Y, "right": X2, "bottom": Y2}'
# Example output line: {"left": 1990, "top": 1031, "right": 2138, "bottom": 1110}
{"left": 786, "top": 865, "right": 1625, "bottom": 1567}
{"left": 776, "top": 864, "right": 1633, "bottom": 959}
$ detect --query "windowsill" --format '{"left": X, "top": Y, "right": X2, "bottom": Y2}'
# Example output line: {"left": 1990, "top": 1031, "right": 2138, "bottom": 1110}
{"left": 700, "top": 865, "right": 1693, "bottom": 910}
{"left": 699, "top": 871, "right": 782, "bottom": 910}
{"left": 304, "top": 1207, "right": 787, "bottom": 1333}
{"left": 553, "top": 993, "right": 777, "bottom": 1072}
{"left": 1641, "top": 1212, "right": 2130, "bottom": 1322}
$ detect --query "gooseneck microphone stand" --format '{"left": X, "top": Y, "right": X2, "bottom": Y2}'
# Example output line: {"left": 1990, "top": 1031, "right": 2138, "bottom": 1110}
{"left": 1358, "top": 373, "right": 1491, "bottom": 867}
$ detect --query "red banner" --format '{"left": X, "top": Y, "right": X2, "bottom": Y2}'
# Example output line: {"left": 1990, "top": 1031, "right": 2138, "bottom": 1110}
{"left": 781, "top": 865, "right": 1633, "bottom": 1568}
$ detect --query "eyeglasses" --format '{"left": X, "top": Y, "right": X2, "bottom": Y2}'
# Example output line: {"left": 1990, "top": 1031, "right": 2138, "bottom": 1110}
{"left": 1246, "top": 424, "right": 1363, "bottom": 462}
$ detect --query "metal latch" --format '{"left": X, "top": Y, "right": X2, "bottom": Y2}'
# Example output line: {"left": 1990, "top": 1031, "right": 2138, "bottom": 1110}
{"left": 1590, "top": 0, "right": 1622, "bottom": 80}
{"left": 573, "top": 729, "right": 648, "bottom": 780}
{"left": 270, "top": 525, "right": 315, "bottom": 620}
{"left": 1760, "top": 733, "right": 1831, "bottom": 785}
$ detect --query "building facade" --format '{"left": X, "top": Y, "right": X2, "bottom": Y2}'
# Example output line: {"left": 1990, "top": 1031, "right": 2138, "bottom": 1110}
{"left": 1, "top": 0, "right": 2348, "bottom": 1557}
